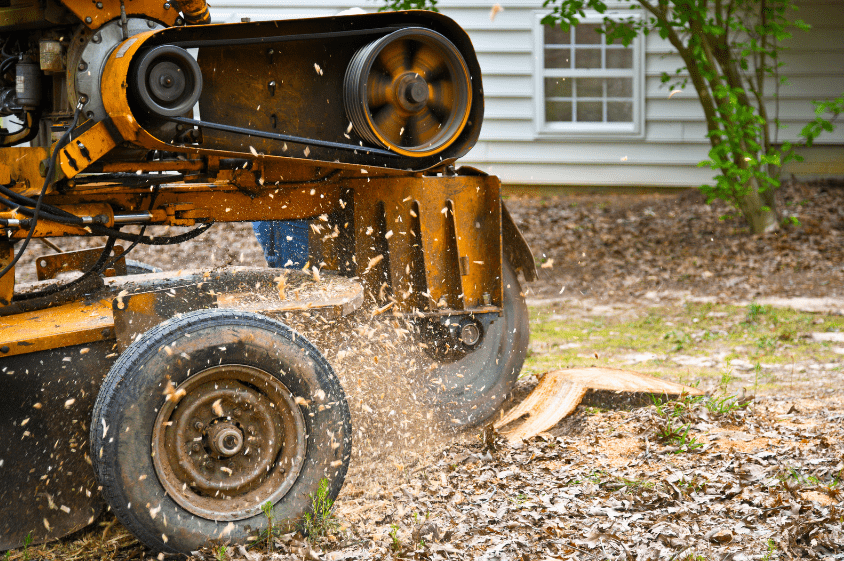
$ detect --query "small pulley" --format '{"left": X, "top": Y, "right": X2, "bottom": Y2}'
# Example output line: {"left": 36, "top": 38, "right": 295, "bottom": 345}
{"left": 131, "top": 45, "right": 203, "bottom": 117}
{"left": 343, "top": 27, "right": 472, "bottom": 157}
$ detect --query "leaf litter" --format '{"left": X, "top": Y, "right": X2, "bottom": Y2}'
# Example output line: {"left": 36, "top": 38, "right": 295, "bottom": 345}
{"left": 5, "top": 180, "right": 843, "bottom": 560}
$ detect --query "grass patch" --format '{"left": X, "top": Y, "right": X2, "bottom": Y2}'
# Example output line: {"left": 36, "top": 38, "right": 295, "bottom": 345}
{"left": 524, "top": 301, "right": 842, "bottom": 391}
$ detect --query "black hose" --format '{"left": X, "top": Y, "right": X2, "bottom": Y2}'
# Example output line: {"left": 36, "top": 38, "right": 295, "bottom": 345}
{"left": 0, "top": 103, "right": 83, "bottom": 282}
{"left": 11, "top": 184, "right": 165, "bottom": 301}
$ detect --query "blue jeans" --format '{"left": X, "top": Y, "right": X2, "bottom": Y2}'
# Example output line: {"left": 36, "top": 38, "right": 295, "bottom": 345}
{"left": 251, "top": 220, "right": 310, "bottom": 268}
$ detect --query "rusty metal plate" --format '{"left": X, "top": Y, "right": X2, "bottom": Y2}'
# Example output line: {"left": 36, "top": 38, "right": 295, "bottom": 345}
{"left": 113, "top": 286, "right": 216, "bottom": 351}
{"left": 35, "top": 245, "right": 127, "bottom": 281}
{"left": 0, "top": 341, "right": 111, "bottom": 550}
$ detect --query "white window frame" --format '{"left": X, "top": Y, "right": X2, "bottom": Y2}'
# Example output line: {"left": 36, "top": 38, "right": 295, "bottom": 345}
{"left": 534, "top": 10, "right": 645, "bottom": 138}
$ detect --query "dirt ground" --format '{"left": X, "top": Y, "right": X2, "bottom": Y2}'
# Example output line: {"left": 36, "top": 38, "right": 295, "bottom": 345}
{"left": 6, "top": 181, "right": 843, "bottom": 561}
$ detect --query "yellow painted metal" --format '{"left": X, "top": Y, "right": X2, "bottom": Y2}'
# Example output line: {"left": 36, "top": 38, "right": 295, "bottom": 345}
{"left": 57, "top": 121, "right": 121, "bottom": 178}
{"left": 0, "top": 298, "right": 115, "bottom": 357}
{"left": 5, "top": 203, "right": 115, "bottom": 238}
{"left": 59, "top": 0, "right": 178, "bottom": 30}
{"left": 0, "top": 147, "right": 49, "bottom": 197}
{"left": 348, "top": 174, "right": 502, "bottom": 312}
{"left": 178, "top": 0, "right": 210, "bottom": 24}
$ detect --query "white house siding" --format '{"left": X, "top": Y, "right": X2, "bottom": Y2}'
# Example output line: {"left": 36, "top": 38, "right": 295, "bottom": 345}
{"left": 208, "top": 0, "right": 844, "bottom": 187}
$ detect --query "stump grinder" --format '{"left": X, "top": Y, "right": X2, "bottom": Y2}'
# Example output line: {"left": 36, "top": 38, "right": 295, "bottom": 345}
{"left": 0, "top": 0, "right": 536, "bottom": 553}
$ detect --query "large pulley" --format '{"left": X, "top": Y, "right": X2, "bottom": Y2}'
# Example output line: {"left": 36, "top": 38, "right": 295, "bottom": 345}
{"left": 344, "top": 28, "right": 472, "bottom": 157}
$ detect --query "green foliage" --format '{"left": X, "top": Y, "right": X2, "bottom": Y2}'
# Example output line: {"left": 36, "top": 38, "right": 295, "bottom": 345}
{"left": 302, "top": 478, "right": 339, "bottom": 544}
{"left": 22, "top": 532, "right": 33, "bottom": 561}
{"left": 747, "top": 302, "right": 769, "bottom": 324}
{"left": 215, "top": 544, "right": 228, "bottom": 561}
{"left": 663, "top": 328, "right": 690, "bottom": 351}
{"left": 389, "top": 523, "right": 402, "bottom": 552}
{"left": 655, "top": 417, "right": 703, "bottom": 453}
{"left": 540, "top": 0, "right": 841, "bottom": 234}
{"left": 762, "top": 538, "right": 778, "bottom": 561}
{"left": 380, "top": 0, "right": 438, "bottom": 13}
{"left": 250, "top": 501, "right": 281, "bottom": 552}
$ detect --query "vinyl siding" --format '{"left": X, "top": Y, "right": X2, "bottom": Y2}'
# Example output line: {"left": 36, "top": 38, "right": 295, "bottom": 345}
{"left": 209, "top": 0, "right": 844, "bottom": 186}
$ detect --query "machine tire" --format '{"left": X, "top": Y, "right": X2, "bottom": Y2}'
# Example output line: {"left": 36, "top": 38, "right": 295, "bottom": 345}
{"left": 90, "top": 309, "right": 352, "bottom": 553}
{"left": 429, "top": 257, "right": 529, "bottom": 427}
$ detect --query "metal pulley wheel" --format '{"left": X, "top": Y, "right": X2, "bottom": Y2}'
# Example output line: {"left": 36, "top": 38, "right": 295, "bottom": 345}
{"left": 344, "top": 28, "right": 472, "bottom": 157}
{"left": 132, "top": 45, "right": 203, "bottom": 117}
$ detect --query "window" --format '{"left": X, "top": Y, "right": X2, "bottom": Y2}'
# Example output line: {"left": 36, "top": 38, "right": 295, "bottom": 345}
{"left": 535, "top": 12, "right": 642, "bottom": 136}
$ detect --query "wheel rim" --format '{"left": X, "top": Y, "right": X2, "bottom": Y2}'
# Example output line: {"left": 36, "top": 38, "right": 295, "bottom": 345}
{"left": 152, "top": 364, "right": 306, "bottom": 521}
{"left": 344, "top": 28, "right": 472, "bottom": 157}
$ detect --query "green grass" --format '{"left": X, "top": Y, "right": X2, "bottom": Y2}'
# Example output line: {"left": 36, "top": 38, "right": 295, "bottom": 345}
{"left": 524, "top": 301, "right": 843, "bottom": 390}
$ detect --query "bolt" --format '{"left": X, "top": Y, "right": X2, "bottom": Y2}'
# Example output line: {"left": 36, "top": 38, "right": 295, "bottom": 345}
{"left": 482, "top": 292, "right": 491, "bottom": 306}
{"left": 96, "top": 2, "right": 103, "bottom": 8}
{"left": 193, "top": 420, "right": 204, "bottom": 431}
{"left": 0, "top": 346, "right": 9, "bottom": 354}
{"left": 85, "top": 16, "right": 92, "bottom": 23}
{"left": 79, "top": 94, "right": 88, "bottom": 104}
{"left": 163, "top": 2, "right": 170, "bottom": 9}
{"left": 459, "top": 323, "right": 481, "bottom": 346}
{"left": 91, "top": 33, "right": 101, "bottom": 44}
{"left": 147, "top": 20, "right": 157, "bottom": 28}
{"left": 175, "top": 17, "right": 184, "bottom": 25}
{"left": 191, "top": 442, "right": 201, "bottom": 453}
{"left": 78, "top": 61, "right": 87, "bottom": 72}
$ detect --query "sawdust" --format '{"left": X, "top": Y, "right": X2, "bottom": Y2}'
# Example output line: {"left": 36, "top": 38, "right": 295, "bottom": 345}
{"left": 801, "top": 490, "right": 836, "bottom": 506}
{"left": 596, "top": 436, "right": 644, "bottom": 468}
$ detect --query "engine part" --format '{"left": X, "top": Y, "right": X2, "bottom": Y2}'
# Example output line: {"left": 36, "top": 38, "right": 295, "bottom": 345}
{"left": 39, "top": 39, "right": 65, "bottom": 73}
{"left": 131, "top": 45, "right": 202, "bottom": 117}
{"left": 71, "top": 17, "right": 165, "bottom": 122}
{"left": 14, "top": 56, "right": 40, "bottom": 108}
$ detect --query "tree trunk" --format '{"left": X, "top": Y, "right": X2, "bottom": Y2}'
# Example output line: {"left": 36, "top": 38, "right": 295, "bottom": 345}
{"left": 738, "top": 177, "right": 779, "bottom": 234}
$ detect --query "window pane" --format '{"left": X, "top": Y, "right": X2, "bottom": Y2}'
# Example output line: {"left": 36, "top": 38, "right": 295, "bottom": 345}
{"left": 575, "top": 23, "right": 601, "bottom": 45}
{"left": 575, "top": 48, "right": 601, "bottom": 69}
{"left": 544, "top": 25, "right": 570, "bottom": 45}
{"left": 577, "top": 101, "right": 603, "bottom": 122}
{"left": 546, "top": 101, "right": 573, "bottom": 122}
{"left": 606, "top": 49, "right": 633, "bottom": 69}
{"left": 607, "top": 101, "right": 633, "bottom": 122}
{"left": 544, "top": 77, "right": 572, "bottom": 98}
{"left": 544, "top": 48, "right": 571, "bottom": 69}
{"left": 575, "top": 78, "right": 603, "bottom": 98}
{"left": 607, "top": 78, "right": 632, "bottom": 97}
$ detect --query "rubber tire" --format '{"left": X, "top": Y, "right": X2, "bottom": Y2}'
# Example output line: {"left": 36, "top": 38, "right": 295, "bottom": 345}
{"left": 90, "top": 309, "right": 352, "bottom": 554}
{"left": 430, "top": 257, "right": 529, "bottom": 427}
{"left": 124, "top": 259, "right": 163, "bottom": 275}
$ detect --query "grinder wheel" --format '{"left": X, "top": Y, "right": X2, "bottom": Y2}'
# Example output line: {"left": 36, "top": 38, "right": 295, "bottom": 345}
{"left": 344, "top": 27, "right": 472, "bottom": 157}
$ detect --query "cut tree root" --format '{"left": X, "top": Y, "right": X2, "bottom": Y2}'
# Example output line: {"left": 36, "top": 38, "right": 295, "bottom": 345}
{"left": 494, "top": 368, "right": 703, "bottom": 441}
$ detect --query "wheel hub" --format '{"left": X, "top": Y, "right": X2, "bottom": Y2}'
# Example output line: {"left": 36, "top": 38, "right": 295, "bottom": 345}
{"left": 152, "top": 365, "right": 307, "bottom": 520}
{"left": 395, "top": 73, "right": 429, "bottom": 112}
{"left": 205, "top": 420, "right": 244, "bottom": 457}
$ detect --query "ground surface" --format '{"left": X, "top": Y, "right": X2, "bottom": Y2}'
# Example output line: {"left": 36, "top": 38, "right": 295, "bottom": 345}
{"left": 6, "top": 181, "right": 843, "bottom": 561}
